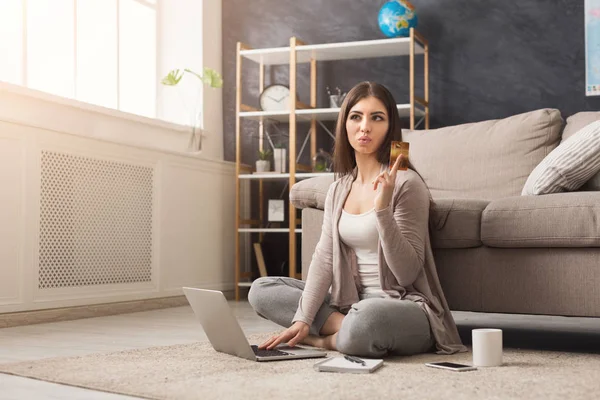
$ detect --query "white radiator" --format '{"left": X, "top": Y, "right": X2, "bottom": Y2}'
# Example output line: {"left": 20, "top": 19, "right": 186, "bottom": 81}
{"left": 38, "top": 151, "right": 155, "bottom": 290}
{"left": 0, "top": 88, "right": 236, "bottom": 314}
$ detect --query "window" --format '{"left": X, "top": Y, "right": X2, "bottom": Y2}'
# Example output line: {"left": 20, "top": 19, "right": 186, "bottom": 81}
{"left": 0, "top": 1, "right": 23, "bottom": 85}
{"left": 119, "top": 0, "right": 156, "bottom": 118}
{"left": 77, "top": 0, "right": 118, "bottom": 109}
{"left": 27, "top": 0, "right": 75, "bottom": 99}
{"left": 0, "top": 0, "right": 157, "bottom": 119}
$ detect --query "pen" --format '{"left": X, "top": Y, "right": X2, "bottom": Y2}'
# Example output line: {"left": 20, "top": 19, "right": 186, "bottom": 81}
{"left": 344, "top": 355, "right": 366, "bottom": 366}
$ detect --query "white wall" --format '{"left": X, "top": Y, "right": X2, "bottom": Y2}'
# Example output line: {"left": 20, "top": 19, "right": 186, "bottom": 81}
{"left": 201, "top": 0, "right": 224, "bottom": 160}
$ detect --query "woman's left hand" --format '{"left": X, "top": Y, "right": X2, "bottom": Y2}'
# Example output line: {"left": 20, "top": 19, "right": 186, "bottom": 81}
{"left": 373, "top": 154, "right": 403, "bottom": 211}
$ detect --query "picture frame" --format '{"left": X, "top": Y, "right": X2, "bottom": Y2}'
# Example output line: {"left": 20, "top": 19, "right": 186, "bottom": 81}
{"left": 268, "top": 199, "right": 285, "bottom": 222}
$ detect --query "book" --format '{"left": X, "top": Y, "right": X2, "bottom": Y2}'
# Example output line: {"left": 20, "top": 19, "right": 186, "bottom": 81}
{"left": 253, "top": 242, "right": 268, "bottom": 277}
{"left": 313, "top": 356, "right": 384, "bottom": 374}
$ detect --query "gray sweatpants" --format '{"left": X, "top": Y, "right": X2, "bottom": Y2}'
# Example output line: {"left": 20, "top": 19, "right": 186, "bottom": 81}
{"left": 248, "top": 276, "right": 435, "bottom": 357}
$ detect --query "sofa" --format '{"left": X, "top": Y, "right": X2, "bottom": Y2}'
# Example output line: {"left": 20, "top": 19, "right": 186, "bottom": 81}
{"left": 290, "top": 109, "right": 600, "bottom": 318}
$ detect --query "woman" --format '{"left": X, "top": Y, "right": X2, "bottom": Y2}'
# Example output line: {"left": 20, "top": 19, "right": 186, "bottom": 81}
{"left": 248, "top": 81, "right": 466, "bottom": 357}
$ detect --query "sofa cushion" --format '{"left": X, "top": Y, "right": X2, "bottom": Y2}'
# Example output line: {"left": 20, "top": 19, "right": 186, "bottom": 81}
{"left": 521, "top": 120, "right": 600, "bottom": 195}
{"left": 429, "top": 198, "right": 489, "bottom": 249}
{"left": 561, "top": 111, "right": 600, "bottom": 142}
{"left": 290, "top": 174, "right": 334, "bottom": 209}
{"left": 403, "top": 109, "right": 563, "bottom": 200}
{"left": 292, "top": 177, "right": 488, "bottom": 249}
{"left": 481, "top": 192, "right": 600, "bottom": 248}
{"left": 562, "top": 112, "right": 600, "bottom": 191}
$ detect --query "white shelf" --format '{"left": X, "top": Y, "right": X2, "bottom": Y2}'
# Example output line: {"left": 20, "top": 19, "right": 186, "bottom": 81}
{"left": 240, "top": 37, "right": 425, "bottom": 66}
{"left": 239, "top": 104, "right": 424, "bottom": 123}
{"left": 238, "top": 228, "right": 302, "bottom": 233}
{"left": 240, "top": 172, "right": 334, "bottom": 180}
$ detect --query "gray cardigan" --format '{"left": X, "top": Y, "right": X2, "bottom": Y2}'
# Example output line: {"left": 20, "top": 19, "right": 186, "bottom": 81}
{"left": 292, "top": 167, "right": 467, "bottom": 354}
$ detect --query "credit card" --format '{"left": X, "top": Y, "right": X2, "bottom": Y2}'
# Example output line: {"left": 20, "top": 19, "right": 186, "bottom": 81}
{"left": 390, "top": 141, "right": 409, "bottom": 170}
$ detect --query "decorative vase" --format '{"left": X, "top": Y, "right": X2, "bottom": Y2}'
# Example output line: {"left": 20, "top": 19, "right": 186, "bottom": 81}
{"left": 273, "top": 148, "right": 287, "bottom": 173}
{"left": 187, "top": 130, "right": 202, "bottom": 153}
{"left": 329, "top": 94, "right": 347, "bottom": 108}
{"left": 187, "top": 110, "right": 203, "bottom": 153}
{"left": 256, "top": 160, "right": 270, "bottom": 172}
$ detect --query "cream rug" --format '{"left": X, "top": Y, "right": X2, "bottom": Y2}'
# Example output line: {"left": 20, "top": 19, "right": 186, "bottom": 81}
{"left": 0, "top": 332, "right": 598, "bottom": 400}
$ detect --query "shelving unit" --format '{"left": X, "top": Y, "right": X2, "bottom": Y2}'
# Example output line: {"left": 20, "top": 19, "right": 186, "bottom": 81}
{"left": 239, "top": 104, "right": 423, "bottom": 122}
{"left": 234, "top": 29, "right": 429, "bottom": 300}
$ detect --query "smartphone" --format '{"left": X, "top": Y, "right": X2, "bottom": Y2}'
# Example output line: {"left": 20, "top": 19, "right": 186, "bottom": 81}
{"left": 425, "top": 362, "right": 477, "bottom": 372}
{"left": 389, "top": 141, "right": 409, "bottom": 170}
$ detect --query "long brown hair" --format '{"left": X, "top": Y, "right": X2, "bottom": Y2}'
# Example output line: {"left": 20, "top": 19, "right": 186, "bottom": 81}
{"left": 332, "top": 81, "right": 414, "bottom": 179}
{"left": 332, "top": 81, "right": 435, "bottom": 215}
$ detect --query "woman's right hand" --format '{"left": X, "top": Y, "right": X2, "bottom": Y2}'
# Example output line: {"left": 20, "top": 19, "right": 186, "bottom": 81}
{"left": 259, "top": 321, "right": 310, "bottom": 350}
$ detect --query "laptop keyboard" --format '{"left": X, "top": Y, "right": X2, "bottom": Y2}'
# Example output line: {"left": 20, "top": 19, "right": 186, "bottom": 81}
{"left": 251, "top": 345, "right": 290, "bottom": 357}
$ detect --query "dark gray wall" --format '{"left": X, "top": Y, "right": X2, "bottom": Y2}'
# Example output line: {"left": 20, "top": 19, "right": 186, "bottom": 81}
{"left": 223, "top": 0, "right": 599, "bottom": 164}
{"left": 222, "top": 0, "right": 600, "bottom": 277}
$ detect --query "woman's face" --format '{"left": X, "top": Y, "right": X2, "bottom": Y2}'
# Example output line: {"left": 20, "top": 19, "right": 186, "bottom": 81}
{"left": 345, "top": 96, "right": 389, "bottom": 157}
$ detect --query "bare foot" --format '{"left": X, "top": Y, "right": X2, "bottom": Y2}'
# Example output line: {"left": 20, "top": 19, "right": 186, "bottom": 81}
{"left": 301, "top": 333, "right": 338, "bottom": 351}
{"left": 323, "top": 332, "right": 338, "bottom": 351}
{"left": 301, "top": 335, "right": 326, "bottom": 348}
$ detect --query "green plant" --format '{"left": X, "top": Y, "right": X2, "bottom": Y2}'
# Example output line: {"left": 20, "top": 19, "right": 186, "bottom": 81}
{"left": 314, "top": 162, "right": 327, "bottom": 172}
{"left": 160, "top": 67, "right": 223, "bottom": 152}
{"left": 161, "top": 67, "right": 223, "bottom": 88}
{"left": 257, "top": 149, "right": 273, "bottom": 160}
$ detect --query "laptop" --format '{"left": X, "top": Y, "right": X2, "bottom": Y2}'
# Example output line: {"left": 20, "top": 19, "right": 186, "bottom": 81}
{"left": 183, "top": 287, "right": 327, "bottom": 362}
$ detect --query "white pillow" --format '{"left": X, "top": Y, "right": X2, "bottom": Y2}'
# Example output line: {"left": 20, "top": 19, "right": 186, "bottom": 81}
{"left": 522, "top": 120, "right": 600, "bottom": 195}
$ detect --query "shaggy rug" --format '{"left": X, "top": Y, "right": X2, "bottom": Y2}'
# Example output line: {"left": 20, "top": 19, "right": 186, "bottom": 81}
{"left": 1, "top": 332, "right": 598, "bottom": 400}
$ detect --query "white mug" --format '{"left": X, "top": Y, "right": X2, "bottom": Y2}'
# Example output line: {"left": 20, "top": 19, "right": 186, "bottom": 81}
{"left": 472, "top": 328, "right": 503, "bottom": 367}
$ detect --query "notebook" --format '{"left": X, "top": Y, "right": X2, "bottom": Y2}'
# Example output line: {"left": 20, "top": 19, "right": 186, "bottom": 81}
{"left": 314, "top": 356, "right": 384, "bottom": 374}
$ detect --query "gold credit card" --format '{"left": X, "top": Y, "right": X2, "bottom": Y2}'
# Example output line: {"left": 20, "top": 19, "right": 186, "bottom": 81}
{"left": 390, "top": 141, "right": 409, "bottom": 170}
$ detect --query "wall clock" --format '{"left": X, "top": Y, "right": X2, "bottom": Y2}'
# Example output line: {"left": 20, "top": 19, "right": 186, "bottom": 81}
{"left": 259, "top": 84, "right": 291, "bottom": 112}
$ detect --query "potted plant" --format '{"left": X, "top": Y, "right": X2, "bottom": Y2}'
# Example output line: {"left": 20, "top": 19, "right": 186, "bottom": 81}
{"left": 313, "top": 148, "right": 333, "bottom": 172}
{"left": 256, "top": 149, "right": 272, "bottom": 172}
{"left": 161, "top": 67, "right": 223, "bottom": 152}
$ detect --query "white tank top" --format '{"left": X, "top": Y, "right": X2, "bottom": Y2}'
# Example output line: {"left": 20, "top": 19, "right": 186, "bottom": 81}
{"left": 338, "top": 208, "right": 386, "bottom": 298}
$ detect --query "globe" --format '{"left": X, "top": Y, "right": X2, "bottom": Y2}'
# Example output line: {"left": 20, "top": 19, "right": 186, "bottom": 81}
{"left": 378, "top": 0, "right": 418, "bottom": 38}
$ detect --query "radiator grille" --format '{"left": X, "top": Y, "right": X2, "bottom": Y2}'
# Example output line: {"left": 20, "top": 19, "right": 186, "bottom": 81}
{"left": 38, "top": 151, "right": 154, "bottom": 289}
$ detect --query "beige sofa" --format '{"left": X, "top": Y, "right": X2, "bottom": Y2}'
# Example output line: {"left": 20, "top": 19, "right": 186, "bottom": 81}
{"left": 290, "top": 109, "right": 600, "bottom": 318}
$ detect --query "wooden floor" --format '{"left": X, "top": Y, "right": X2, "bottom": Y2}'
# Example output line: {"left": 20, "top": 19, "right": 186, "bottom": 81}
{"left": 1, "top": 302, "right": 599, "bottom": 400}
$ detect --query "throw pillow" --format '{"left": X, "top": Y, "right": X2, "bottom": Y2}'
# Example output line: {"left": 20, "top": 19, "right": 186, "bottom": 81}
{"left": 562, "top": 112, "right": 600, "bottom": 190}
{"left": 403, "top": 108, "right": 563, "bottom": 200}
{"left": 522, "top": 120, "right": 600, "bottom": 195}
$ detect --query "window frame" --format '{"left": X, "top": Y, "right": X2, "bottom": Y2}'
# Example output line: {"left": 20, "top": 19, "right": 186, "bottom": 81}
{"left": 18, "top": 0, "right": 159, "bottom": 120}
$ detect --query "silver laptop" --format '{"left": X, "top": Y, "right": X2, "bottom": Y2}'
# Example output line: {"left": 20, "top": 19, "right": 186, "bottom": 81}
{"left": 183, "top": 287, "right": 327, "bottom": 362}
